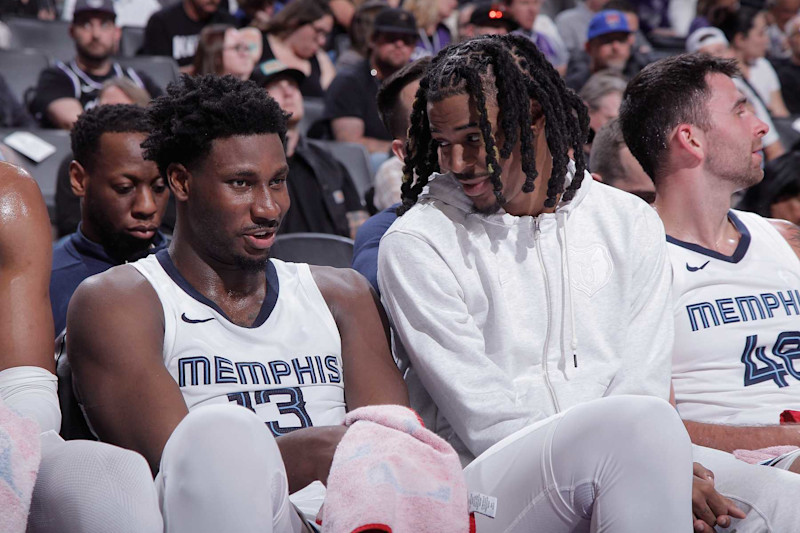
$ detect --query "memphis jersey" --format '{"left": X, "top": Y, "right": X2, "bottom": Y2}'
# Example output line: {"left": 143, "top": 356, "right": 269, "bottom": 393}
{"left": 131, "top": 250, "right": 346, "bottom": 434}
{"left": 670, "top": 210, "right": 800, "bottom": 425}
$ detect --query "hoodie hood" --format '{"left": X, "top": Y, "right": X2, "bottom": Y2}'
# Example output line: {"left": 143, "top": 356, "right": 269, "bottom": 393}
{"left": 419, "top": 160, "right": 591, "bottom": 223}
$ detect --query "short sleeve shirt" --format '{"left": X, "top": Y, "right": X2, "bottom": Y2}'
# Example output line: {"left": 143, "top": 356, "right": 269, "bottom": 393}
{"left": 323, "top": 59, "right": 391, "bottom": 141}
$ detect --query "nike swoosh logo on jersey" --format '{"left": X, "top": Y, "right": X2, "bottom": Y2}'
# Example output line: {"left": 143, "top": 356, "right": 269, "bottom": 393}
{"left": 686, "top": 261, "right": 710, "bottom": 272}
{"left": 181, "top": 313, "right": 215, "bottom": 324}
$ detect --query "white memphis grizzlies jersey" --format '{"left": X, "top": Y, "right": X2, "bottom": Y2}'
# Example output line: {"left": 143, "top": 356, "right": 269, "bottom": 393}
{"left": 670, "top": 210, "right": 800, "bottom": 425}
{"left": 131, "top": 250, "right": 346, "bottom": 434}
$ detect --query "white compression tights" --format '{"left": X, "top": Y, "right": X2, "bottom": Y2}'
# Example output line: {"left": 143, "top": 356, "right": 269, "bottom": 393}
{"left": 156, "top": 404, "right": 305, "bottom": 533}
{"left": 27, "top": 431, "right": 163, "bottom": 533}
{"left": 463, "top": 395, "right": 694, "bottom": 533}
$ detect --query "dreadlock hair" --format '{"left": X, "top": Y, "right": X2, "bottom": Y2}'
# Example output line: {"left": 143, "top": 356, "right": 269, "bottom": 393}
{"left": 71, "top": 104, "right": 150, "bottom": 174}
{"left": 142, "top": 74, "right": 288, "bottom": 180}
{"left": 397, "top": 34, "right": 590, "bottom": 215}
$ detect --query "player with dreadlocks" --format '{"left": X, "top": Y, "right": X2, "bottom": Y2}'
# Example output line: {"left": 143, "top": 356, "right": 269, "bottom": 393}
{"left": 378, "top": 34, "right": 701, "bottom": 531}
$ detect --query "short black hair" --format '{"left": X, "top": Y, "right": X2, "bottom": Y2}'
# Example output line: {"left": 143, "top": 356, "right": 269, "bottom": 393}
{"left": 713, "top": 5, "right": 762, "bottom": 44}
{"left": 71, "top": 104, "right": 150, "bottom": 174}
{"left": 399, "top": 34, "right": 589, "bottom": 214}
{"left": 377, "top": 57, "right": 431, "bottom": 140}
{"left": 142, "top": 74, "right": 287, "bottom": 179}
{"left": 619, "top": 53, "right": 738, "bottom": 180}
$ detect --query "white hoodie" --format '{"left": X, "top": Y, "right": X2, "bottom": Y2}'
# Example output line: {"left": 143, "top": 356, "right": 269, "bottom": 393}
{"left": 378, "top": 165, "right": 674, "bottom": 465}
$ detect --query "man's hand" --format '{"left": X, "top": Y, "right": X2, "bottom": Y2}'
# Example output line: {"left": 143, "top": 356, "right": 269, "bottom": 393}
{"left": 692, "top": 462, "right": 746, "bottom": 532}
{"left": 277, "top": 425, "right": 348, "bottom": 493}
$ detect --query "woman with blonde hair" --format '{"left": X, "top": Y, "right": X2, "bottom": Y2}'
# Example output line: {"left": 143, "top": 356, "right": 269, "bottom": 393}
{"left": 402, "top": 0, "right": 456, "bottom": 58}
{"left": 261, "top": 0, "right": 336, "bottom": 97}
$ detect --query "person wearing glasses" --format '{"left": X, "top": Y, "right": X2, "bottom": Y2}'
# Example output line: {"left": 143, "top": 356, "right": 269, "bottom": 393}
{"left": 193, "top": 24, "right": 262, "bottom": 80}
{"left": 259, "top": 0, "right": 337, "bottom": 98}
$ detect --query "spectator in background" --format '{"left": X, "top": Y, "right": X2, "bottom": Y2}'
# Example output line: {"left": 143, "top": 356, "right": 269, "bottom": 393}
{"left": 687, "top": 26, "right": 786, "bottom": 161}
{"left": 335, "top": 0, "right": 388, "bottom": 71}
{"left": 605, "top": 0, "right": 654, "bottom": 61}
{"left": 590, "top": 117, "right": 655, "bottom": 202}
{"left": 254, "top": 62, "right": 368, "bottom": 238}
{"left": 578, "top": 69, "right": 626, "bottom": 158}
{"left": 97, "top": 78, "right": 152, "bottom": 106}
{"left": 30, "top": 0, "right": 161, "bottom": 129}
{"left": 465, "top": 3, "right": 518, "bottom": 38}
{"left": 507, "top": 0, "right": 570, "bottom": 74}
{"left": 766, "top": 0, "right": 800, "bottom": 59}
{"left": 260, "top": 0, "right": 336, "bottom": 98}
{"left": 688, "top": 0, "right": 736, "bottom": 34}
{"left": 456, "top": 2, "right": 477, "bottom": 40}
{"left": 325, "top": 7, "right": 416, "bottom": 158}
{"left": 772, "top": 15, "right": 800, "bottom": 114}
{"left": 51, "top": 104, "right": 169, "bottom": 337}
{"left": 0, "top": 0, "right": 55, "bottom": 19}
{"left": 716, "top": 5, "right": 791, "bottom": 118}
{"left": 403, "top": 0, "right": 456, "bottom": 59}
{"left": 193, "top": 24, "right": 262, "bottom": 79}
{"left": 556, "top": 0, "right": 608, "bottom": 52}
{"left": 234, "top": 0, "right": 275, "bottom": 30}
{"left": 565, "top": 9, "right": 643, "bottom": 91}
{"left": 353, "top": 57, "right": 429, "bottom": 295}
{"left": 741, "top": 151, "right": 800, "bottom": 226}
{"left": 140, "top": 0, "right": 236, "bottom": 71}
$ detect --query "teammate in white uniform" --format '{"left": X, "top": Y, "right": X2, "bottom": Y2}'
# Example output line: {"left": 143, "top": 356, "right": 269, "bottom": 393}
{"left": 379, "top": 35, "right": 701, "bottom": 532}
{"left": 66, "top": 74, "right": 408, "bottom": 532}
{"left": 621, "top": 53, "right": 800, "bottom": 530}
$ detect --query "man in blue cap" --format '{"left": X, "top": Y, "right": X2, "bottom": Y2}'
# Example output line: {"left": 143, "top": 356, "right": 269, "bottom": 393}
{"left": 565, "top": 9, "right": 646, "bottom": 91}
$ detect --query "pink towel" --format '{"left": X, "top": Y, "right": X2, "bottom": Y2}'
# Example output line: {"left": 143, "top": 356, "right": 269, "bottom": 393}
{"left": 733, "top": 445, "right": 799, "bottom": 464}
{"left": 321, "top": 405, "right": 473, "bottom": 533}
{"left": 0, "top": 397, "right": 41, "bottom": 532}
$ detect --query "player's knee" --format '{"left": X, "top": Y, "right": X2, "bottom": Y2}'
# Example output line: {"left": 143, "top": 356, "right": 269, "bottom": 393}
{"left": 163, "top": 404, "right": 276, "bottom": 472}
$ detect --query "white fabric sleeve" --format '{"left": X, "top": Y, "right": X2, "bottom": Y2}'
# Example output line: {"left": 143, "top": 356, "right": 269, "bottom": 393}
{"left": 607, "top": 207, "right": 673, "bottom": 399}
{"left": 0, "top": 366, "right": 61, "bottom": 434}
{"left": 378, "top": 231, "right": 545, "bottom": 458}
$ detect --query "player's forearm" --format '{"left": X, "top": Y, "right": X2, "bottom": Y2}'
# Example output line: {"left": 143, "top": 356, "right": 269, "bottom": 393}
{"left": 684, "top": 419, "right": 800, "bottom": 452}
{"left": 277, "top": 425, "right": 347, "bottom": 493}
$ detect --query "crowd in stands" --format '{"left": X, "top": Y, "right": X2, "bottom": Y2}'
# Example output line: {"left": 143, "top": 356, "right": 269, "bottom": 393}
{"left": 2, "top": 0, "right": 800, "bottom": 530}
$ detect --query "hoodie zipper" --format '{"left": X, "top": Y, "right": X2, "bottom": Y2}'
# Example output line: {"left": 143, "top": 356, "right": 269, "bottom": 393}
{"left": 534, "top": 216, "right": 561, "bottom": 413}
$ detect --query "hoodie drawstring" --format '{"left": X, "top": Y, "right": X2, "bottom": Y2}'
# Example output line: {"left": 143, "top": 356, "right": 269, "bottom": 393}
{"left": 557, "top": 211, "right": 579, "bottom": 368}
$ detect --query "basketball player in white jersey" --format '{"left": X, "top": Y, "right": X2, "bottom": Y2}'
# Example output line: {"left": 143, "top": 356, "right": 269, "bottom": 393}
{"left": 621, "top": 53, "right": 800, "bottom": 529}
{"left": 66, "top": 74, "right": 408, "bottom": 532}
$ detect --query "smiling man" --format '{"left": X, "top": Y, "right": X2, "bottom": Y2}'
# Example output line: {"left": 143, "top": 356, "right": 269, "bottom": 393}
{"left": 66, "top": 74, "right": 407, "bottom": 531}
{"left": 50, "top": 104, "right": 169, "bottom": 337}
{"left": 378, "top": 34, "right": 698, "bottom": 531}
{"left": 622, "top": 54, "right": 800, "bottom": 484}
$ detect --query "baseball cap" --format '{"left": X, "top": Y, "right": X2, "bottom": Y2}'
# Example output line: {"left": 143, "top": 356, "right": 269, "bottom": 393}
{"left": 73, "top": 0, "right": 115, "bottom": 19}
{"left": 587, "top": 10, "right": 631, "bottom": 41}
{"left": 469, "top": 3, "right": 518, "bottom": 31}
{"left": 251, "top": 60, "right": 306, "bottom": 88}
{"left": 372, "top": 8, "right": 418, "bottom": 36}
{"left": 686, "top": 26, "right": 729, "bottom": 53}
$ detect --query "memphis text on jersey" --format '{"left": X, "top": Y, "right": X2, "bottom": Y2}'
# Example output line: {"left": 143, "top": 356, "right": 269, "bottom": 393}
{"left": 685, "top": 288, "right": 800, "bottom": 388}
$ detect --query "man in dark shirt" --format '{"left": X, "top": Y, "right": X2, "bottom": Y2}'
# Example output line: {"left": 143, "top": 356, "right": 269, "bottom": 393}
{"left": 30, "top": 0, "right": 161, "bottom": 129}
{"left": 254, "top": 62, "right": 367, "bottom": 238}
{"left": 51, "top": 104, "right": 169, "bottom": 336}
{"left": 773, "top": 15, "right": 800, "bottom": 115}
{"left": 140, "top": 0, "right": 236, "bottom": 70}
{"left": 324, "top": 7, "right": 417, "bottom": 156}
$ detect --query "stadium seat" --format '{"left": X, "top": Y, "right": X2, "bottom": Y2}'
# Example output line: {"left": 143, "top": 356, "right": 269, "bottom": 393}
{"left": 119, "top": 26, "right": 146, "bottom": 57}
{"left": 298, "top": 97, "right": 324, "bottom": 137}
{"left": 269, "top": 232, "right": 355, "bottom": 268}
{"left": 0, "top": 128, "right": 71, "bottom": 220}
{"left": 312, "top": 140, "right": 374, "bottom": 202}
{"left": 0, "top": 48, "right": 49, "bottom": 104}
{"left": 7, "top": 17, "right": 73, "bottom": 63}
{"left": 117, "top": 55, "right": 180, "bottom": 92}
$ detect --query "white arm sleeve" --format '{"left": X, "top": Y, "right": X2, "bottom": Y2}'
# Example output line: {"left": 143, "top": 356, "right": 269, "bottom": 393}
{"left": 0, "top": 365, "right": 61, "bottom": 434}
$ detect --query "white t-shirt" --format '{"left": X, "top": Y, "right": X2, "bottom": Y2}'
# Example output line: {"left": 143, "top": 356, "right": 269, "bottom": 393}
{"left": 748, "top": 57, "right": 781, "bottom": 110}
